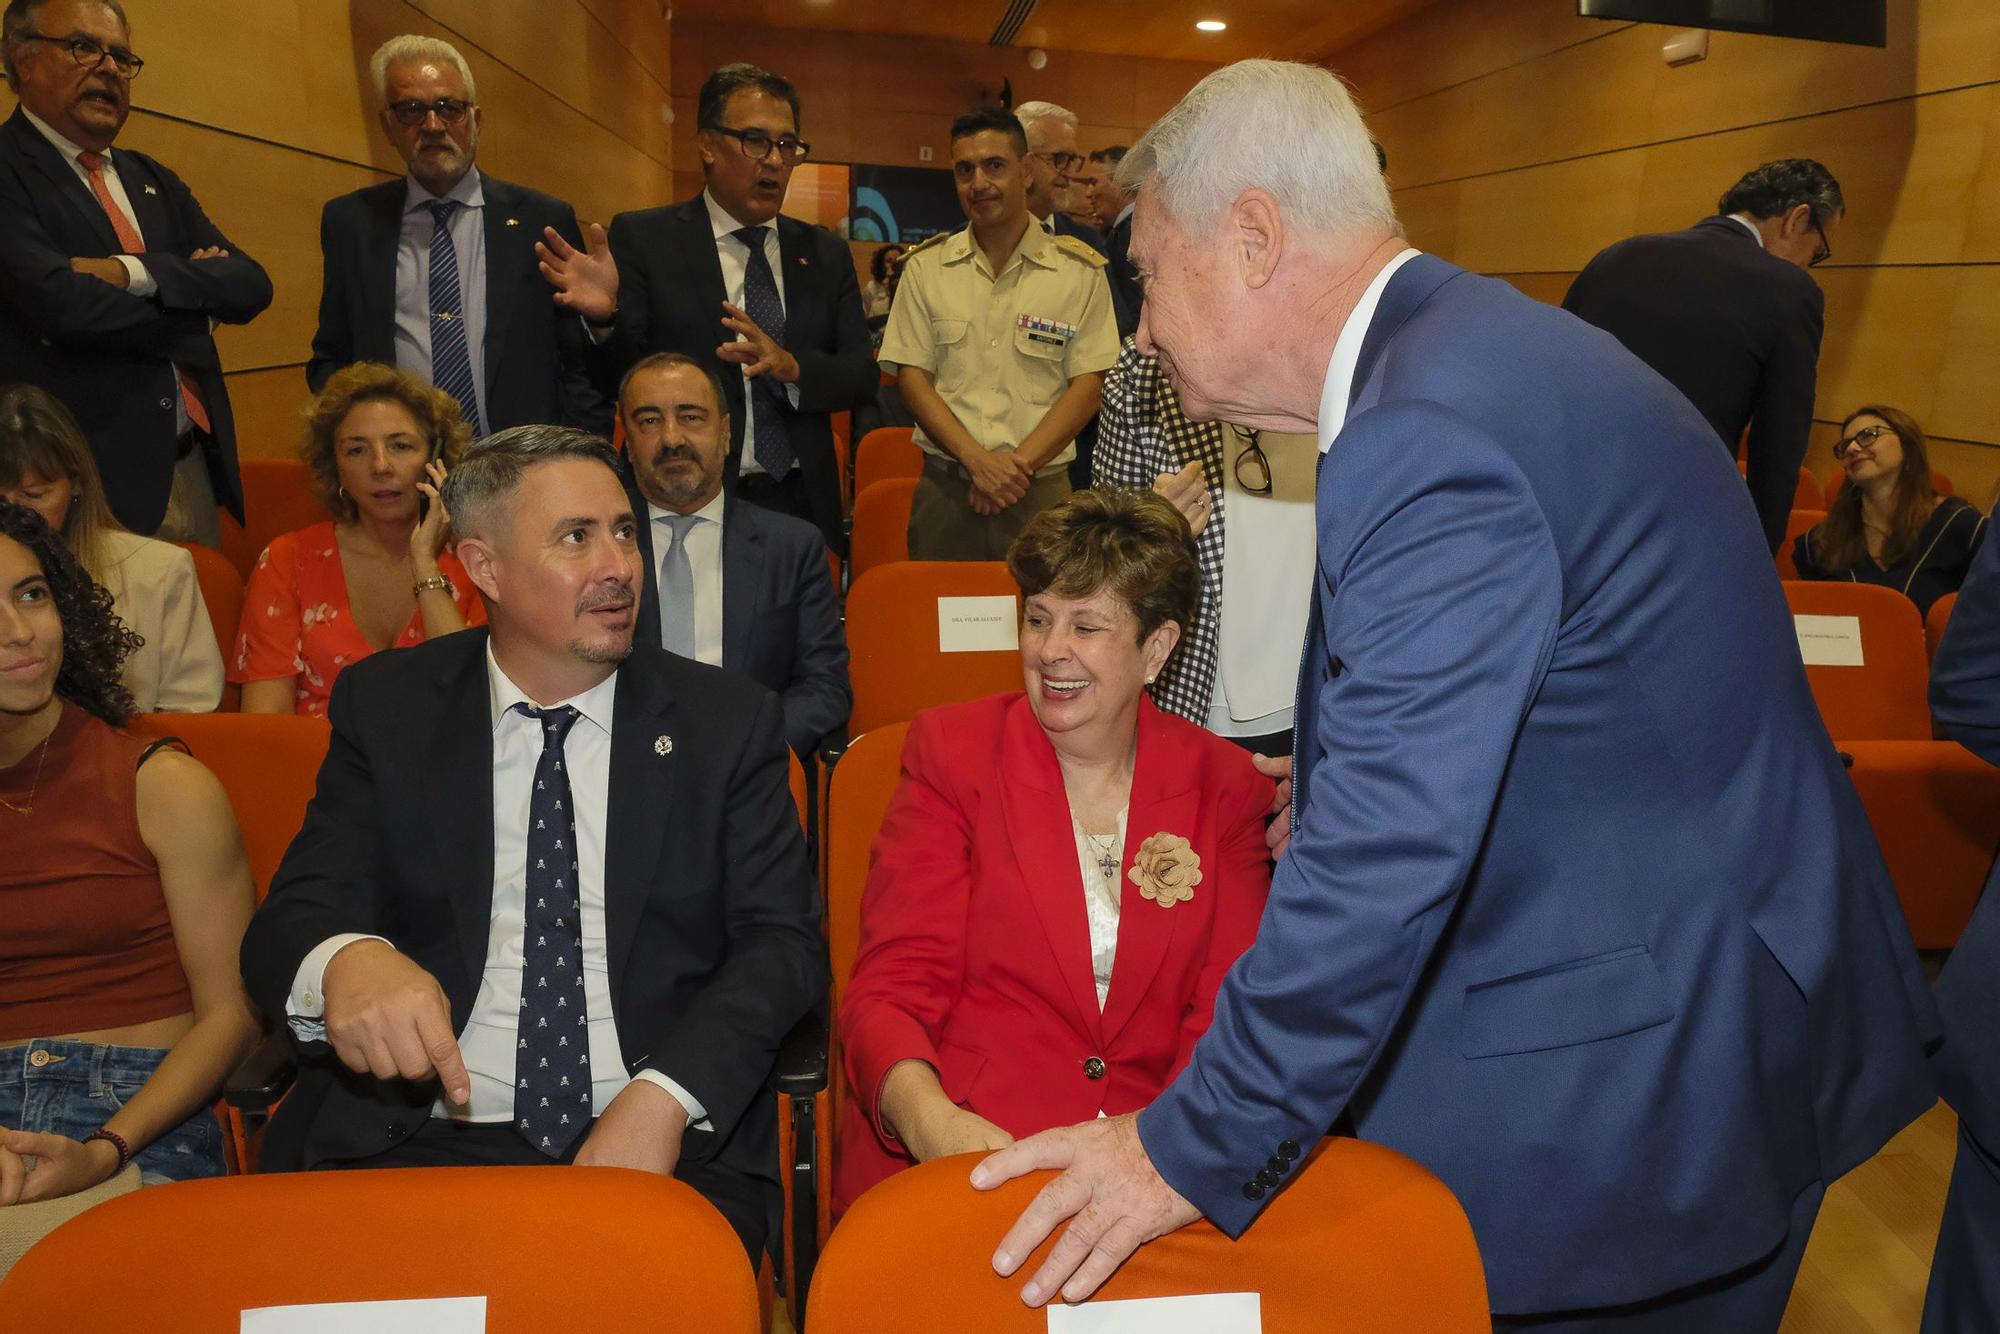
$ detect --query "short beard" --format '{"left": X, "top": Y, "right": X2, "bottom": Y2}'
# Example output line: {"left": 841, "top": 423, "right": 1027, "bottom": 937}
{"left": 566, "top": 636, "right": 634, "bottom": 667}
{"left": 642, "top": 451, "right": 721, "bottom": 512}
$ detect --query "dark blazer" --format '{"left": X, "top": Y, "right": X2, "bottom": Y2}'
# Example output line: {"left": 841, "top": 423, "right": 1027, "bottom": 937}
{"left": 239, "top": 630, "right": 827, "bottom": 1196}
{"left": 308, "top": 172, "right": 607, "bottom": 434}
{"left": 1563, "top": 216, "right": 1825, "bottom": 555}
{"left": 0, "top": 106, "right": 272, "bottom": 534}
{"left": 604, "top": 197, "right": 876, "bottom": 552}
{"left": 1105, "top": 212, "right": 1141, "bottom": 341}
{"left": 1138, "top": 255, "right": 1938, "bottom": 1315}
{"left": 629, "top": 483, "right": 850, "bottom": 757}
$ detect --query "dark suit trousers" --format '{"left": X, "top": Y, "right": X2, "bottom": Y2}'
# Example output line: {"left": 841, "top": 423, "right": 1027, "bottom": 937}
{"left": 1923, "top": 1122, "right": 2000, "bottom": 1333}
{"left": 1492, "top": 1180, "right": 1823, "bottom": 1332}
{"left": 326, "top": 1116, "right": 770, "bottom": 1264}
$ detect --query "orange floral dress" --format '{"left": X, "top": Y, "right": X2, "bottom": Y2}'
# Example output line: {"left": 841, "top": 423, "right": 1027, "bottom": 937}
{"left": 229, "top": 522, "right": 485, "bottom": 717}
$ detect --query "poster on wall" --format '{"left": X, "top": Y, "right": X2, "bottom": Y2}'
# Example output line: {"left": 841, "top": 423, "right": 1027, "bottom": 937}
{"left": 848, "top": 165, "right": 962, "bottom": 244}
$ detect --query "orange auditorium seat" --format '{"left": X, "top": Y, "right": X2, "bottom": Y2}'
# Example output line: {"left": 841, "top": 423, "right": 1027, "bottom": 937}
{"left": 1843, "top": 739, "right": 2000, "bottom": 948}
{"left": 808, "top": 1142, "right": 1487, "bottom": 1332}
{"left": 1926, "top": 591, "right": 1958, "bottom": 664}
{"left": 1780, "top": 581, "right": 1930, "bottom": 740}
{"left": 846, "top": 562, "right": 1021, "bottom": 734}
{"left": 0, "top": 1168, "right": 762, "bottom": 1332}
{"left": 1822, "top": 467, "right": 1954, "bottom": 509}
{"left": 854, "top": 426, "right": 923, "bottom": 496}
{"left": 220, "top": 459, "right": 325, "bottom": 580}
{"left": 1737, "top": 460, "right": 1819, "bottom": 511}
{"left": 848, "top": 476, "right": 917, "bottom": 581}
{"left": 1775, "top": 509, "right": 1823, "bottom": 579}
{"left": 173, "top": 542, "right": 244, "bottom": 707}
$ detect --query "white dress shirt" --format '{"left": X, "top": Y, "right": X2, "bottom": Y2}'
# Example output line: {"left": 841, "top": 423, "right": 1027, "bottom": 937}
{"left": 1726, "top": 213, "right": 1767, "bottom": 248}
{"left": 1319, "top": 248, "right": 1422, "bottom": 452}
{"left": 702, "top": 190, "right": 802, "bottom": 476}
{"left": 395, "top": 168, "right": 489, "bottom": 435}
{"left": 648, "top": 489, "right": 726, "bottom": 667}
{"left": 1206, "top": 426, "right": 1318, "bottom": 738}
{"left": 285, "top": 645, "right": 708, "bottom": 1131}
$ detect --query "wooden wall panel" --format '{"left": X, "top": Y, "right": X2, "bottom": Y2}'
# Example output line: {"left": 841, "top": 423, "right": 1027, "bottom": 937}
{"left": 1327, "top": 0, "right": 1620, "bottom": 113}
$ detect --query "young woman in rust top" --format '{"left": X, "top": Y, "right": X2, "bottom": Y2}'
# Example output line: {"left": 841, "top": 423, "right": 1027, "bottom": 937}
{"left": 0, "top": 504, "right": 258, "bottom": 1203}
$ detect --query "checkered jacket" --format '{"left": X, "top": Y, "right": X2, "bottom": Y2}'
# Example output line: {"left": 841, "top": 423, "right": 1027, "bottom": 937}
{"left": 1092, "top": 341, "right": 1228, "bottom": 723}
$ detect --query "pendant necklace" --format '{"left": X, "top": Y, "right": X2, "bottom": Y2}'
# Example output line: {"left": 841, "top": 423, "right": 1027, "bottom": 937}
{"left": 0, "top": 731, "right": 52, "bottom": 816}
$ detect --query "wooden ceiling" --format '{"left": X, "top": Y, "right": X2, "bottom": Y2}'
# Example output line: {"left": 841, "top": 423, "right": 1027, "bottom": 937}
{"left": 667, "top": 0, "right": 1444, "bottom": 64}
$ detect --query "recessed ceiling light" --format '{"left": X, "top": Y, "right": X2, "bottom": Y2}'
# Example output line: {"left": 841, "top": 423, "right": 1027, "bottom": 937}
{"left": 1195, "top": 19, "right": 1227, "bottom": 32}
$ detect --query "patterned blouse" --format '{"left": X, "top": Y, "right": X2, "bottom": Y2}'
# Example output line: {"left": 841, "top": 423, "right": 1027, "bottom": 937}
{"left": 229, "top": 522, "right": 484, "bottom": 717}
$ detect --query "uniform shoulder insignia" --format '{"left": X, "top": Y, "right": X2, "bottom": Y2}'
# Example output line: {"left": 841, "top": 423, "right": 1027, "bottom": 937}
{"left": 902, "top": 230, "right": 953, "bottom": 260}
{"left": 1054, "top": 234, "right": 1109, "bottom": 268}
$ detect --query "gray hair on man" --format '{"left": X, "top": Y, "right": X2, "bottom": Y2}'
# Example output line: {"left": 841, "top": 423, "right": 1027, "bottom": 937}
{"left": 440, "top": 424, "right": 618, "bottom": 542}
{"left": 1118, "top": 59, "right": 1397, "bottom": 240}
{"left": 368, "top": 33, "right": 478, "bottom": 103}
{"left": 1013, "top": 99, "right": 1078, "bottom": 146}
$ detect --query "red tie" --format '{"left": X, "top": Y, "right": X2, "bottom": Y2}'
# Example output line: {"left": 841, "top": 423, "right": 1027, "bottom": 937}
{"left": 77, "top": 150, "right": 211, "bottom": 434}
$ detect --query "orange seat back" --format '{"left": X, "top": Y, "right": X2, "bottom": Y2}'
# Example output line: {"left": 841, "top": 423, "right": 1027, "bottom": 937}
{"left": 0, "top": 1168, "right": 761, "bottom": 1332}
{"left": 1737, "top": 460, "right": 1819, "bottom": 511}
{"left": 846, "top": 562, "right": 1020, "bottom": 734}
{"left": 127, "top": 712, "right": 330, "bottom": 901}
{"left": 1779, "top": 581, "right": 1931, "bottom": 740}
{"left": 221, "top": 459, "right": 326, "bottom": 580}
{"left": 1822, "top": 467, "right": 1954, "bottom": 508}
{"left": 826, "top": 722, "right": 911, "bottom": 1009}
{"left": 173, "top": 541, "right": 243, "bottom": 665}
{"left": 1926, "top": 591, "right": 1958, "bottom": 664}
{"left": 849, "top": 477, "right": 917, "bottom": 582}
{"left": 808, "top": 1142, "right": 1487, "bottom": 1332}
{"left": 853, "top": 427, "right": 922, "bottom": 497}
{"left": 1774, "top": 508, "right": 1824, "bottom": 579}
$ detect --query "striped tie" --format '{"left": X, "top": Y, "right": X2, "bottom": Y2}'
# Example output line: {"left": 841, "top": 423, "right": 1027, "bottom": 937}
{"left": 426, "top": 200, "right": 483, "bottom": 435}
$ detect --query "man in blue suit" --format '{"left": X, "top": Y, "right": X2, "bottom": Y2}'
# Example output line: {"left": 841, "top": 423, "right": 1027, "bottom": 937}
{"left": 1923, "top": 538, "right": 2000, "bottom": 1332}
{"left": 974, "top": 59, "right": 1938, "bottom": 1329}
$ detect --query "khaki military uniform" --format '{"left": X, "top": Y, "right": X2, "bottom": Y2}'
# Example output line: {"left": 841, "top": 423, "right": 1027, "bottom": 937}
{"left": 879, "top": 221, "right": 1119, "bottom": 559}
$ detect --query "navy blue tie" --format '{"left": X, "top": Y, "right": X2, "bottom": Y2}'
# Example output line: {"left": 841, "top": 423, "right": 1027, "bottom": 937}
{"left": 427, "top": 199, "right": 484, "bottom": 436}
{"left": 513, "top": 703, "right": 590, "bottom": 1157}
{"left": 733, "top": 225, "right": 792, "bottom": 478}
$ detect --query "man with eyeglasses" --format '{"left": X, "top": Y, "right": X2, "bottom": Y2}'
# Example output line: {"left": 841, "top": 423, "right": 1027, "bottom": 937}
{"left": 308, "top": 36, "right": 607, "bottom": 441}
{"left": 539, "top": 63, "right": 875, "bottom": 556}
{"left": 1564, "top": 158, "right": 1843, "bottom": 556}
{"left": 0, "top": 0, "right": 272, "bottom": 547}
{"left": 1014, "top": 102, "right": 1107, "bottom": 257}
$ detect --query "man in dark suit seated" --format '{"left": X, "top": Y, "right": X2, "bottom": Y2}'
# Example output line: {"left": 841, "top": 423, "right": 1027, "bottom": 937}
{"left": 238, "top": 425, "right": 827, "bottom": 1261}
{"left": 308, "top": 35, "right": 606, "bottom": 435}
{"left": 619, "top": 351, "right": 850, "bottom": 759}
{"left": 1563, "top": 159, "right": 1842, "bottom": 555}
{"left": 0, "top": 0, "right": 272, "bottom": 547}
{"left": 536, "top": 63, "right": 876, "bottom": 556}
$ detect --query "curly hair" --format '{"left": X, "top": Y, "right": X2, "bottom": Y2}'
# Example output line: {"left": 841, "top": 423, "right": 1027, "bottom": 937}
{"left": 1007, "top": 487, "right": 1200, "bottom": 646}
{"left": 0, "top": 501, "right": 140, "bottom": 726}
{"left": 301, "top": 363, "right": 474, "bottom": 522}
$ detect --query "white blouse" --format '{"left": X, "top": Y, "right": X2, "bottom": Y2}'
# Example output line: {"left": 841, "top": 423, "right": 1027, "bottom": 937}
{"left": 1071, "top": 809, "right": 1129, "bottom": 1010}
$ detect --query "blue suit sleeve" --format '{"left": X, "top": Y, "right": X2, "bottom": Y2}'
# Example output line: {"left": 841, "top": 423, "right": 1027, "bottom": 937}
{"left": 1931, "top": 525, "right": 2000, "bottom": 768}
{"left": 1137, "top": 402, "right": 1564, "bottom": 1234}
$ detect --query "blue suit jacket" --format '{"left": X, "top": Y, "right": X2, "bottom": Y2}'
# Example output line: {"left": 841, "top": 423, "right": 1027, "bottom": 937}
{"left": 1927, "top": 534, "right": 2000, "bottom": 1152}
{"left": 1137, "top": 255, "right": 1939, "bottom": 1314}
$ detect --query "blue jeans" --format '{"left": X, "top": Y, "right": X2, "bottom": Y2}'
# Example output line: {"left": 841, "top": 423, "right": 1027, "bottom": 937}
{"left": 0, "top": 1039, "right": 225, "bottom": 1185}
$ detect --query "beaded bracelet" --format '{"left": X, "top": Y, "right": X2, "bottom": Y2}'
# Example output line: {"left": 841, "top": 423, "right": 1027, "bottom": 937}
{"left": 82, "top": 1127, "right": 132, "bottom": 1174}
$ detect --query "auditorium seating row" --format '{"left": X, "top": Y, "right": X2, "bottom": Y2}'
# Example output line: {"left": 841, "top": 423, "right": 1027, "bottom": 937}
{"left": 1737, "top": 459, "right": 1955, "bottom": 514}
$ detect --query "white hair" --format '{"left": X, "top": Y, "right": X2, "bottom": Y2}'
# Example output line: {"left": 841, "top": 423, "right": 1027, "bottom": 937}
{"left": 369, "top": 35, "right": 477, "bottom": 104}
{"left": 1013, "top": 100, "right": 1078, "bottom": 149}
{"left": 1119, "top": 60, "right": 1396, "bottom": 240}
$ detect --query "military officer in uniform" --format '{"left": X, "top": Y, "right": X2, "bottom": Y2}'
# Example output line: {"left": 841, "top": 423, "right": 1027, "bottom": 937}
{"left": 879, "top": 107, "right": 1119, "bottom": 560}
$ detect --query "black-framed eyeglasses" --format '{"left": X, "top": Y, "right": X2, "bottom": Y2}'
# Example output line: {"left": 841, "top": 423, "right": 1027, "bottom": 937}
{"left": 387, "top": 98, "right": 473, "bottom": 127}
{"left": 1809, "top": 218, "right": 1832, "bottom": 268}
{"left": 1033, "top": 150, "right": 1084, "bottom": 174}
{"left": 1233, "top": 429, "right": 1272, "bottom": 496}
{"left": 19, "top": 32, "right": 143, "bottom": 78}
{"left": 1833, "top": 423, "right": 1895, "bottom": 460}
{"left": 709, "top": 125, "right": 810, "bottom": 164}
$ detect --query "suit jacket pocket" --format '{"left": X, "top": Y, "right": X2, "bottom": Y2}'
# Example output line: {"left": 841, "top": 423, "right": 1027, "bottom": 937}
{"left": 1459, "top": 944, "right": 1674, "bottom": 1059}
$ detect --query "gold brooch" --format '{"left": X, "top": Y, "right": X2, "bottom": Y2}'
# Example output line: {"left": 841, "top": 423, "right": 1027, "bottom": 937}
{"left": 1129, "top": 832, "right": 1201, "bottom": 907}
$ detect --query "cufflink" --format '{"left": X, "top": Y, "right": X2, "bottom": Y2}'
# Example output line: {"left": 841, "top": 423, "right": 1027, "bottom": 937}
{"left": 655, "top": 735, "right": 674, "bottom": 756}
{"left": 505, "top": 217, "right": 521, "bottom": 227}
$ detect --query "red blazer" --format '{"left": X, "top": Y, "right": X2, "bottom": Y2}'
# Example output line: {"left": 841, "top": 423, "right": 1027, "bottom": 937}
{"left": 836, "top": 691, "right": 1274, "bottom": 1213}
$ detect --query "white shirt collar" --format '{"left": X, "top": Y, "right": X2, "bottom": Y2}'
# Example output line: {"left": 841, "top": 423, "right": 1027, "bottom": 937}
{"left": 20, "top": 104, "right": 92, "bottom": 168}
{"left": 405, "top": 166, "right": 484, "bottom": 213}
{"left": 1725, "top": 213, "right": 1766, "bottom": 248}
{"left": 705, "top": 189, "right": 775, "bottom": 244}
{"left": 1114, "top": 200, "right": 1135, "bottom": 227}
{"left": 647, "top": 487, "right": 727, "bottom": 529}
{"left": 1318, "top": 247, "right": 1422, "bottom": 452}
{"left": 485, "top": 640, "right": 617, "bottom": 738}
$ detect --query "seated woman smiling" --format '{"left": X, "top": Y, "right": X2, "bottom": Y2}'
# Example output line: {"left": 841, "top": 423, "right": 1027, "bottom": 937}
{"left": 836, "top": 489, "right": 1275, "bottom": 1215}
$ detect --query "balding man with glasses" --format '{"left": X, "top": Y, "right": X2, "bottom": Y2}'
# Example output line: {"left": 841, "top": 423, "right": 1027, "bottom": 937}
{"left": 309, "top": 35, "right": 607, "bottom": 438}
{"left": 0, "top": 0, "right": 272, "bottom": 547}
{"left": 539, "top": 63, "right": 876, "bottom": 555}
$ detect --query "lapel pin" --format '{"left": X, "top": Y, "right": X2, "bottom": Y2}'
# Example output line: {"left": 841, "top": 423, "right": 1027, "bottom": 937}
{"left": 505, "top": 217, "right": 520, "bottom": 227}
{"left": 797, "top": 255, "right": 809, "bottom": 266}
{"left": 654, "top": 735, "right": 674, "bottom": 756}
{"left": 142, "top": 184, "right": 158, "bottom": 195}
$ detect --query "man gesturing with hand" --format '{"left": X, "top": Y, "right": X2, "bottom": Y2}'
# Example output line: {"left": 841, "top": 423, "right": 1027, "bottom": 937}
{"left": 241, "top": 425, "right": 826, "bottom": 1261}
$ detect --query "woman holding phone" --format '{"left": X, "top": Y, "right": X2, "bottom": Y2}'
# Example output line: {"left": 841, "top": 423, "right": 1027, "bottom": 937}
{"left": 233, "top": 364, "right": 482, "bottom": 717}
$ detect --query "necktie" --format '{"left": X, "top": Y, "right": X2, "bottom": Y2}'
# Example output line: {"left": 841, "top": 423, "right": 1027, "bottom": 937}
{"left": 427, "top": 199, "right": 484, "bottom": 435}
{"left": 657, "top": 513, "right": 698, "bottom": 659}
{"left": 76, "top": 150, "right": 210, "bottom": 434}
{"left": 732, "top": 225, "right": 792, "bottom": 478}
{"left": 512, "top": 703, "right": 591, "bottom": 1158}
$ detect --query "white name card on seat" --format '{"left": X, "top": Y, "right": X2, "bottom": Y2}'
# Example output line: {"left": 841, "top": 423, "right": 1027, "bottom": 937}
{"left": 1794, "top": 614, "right": 1865, "bottom": 667}
{"left": 242, "top": 1296, "right": 486, "bottom": 1333}
{"left": 938, "top": 595, "right": 1018, "bottom": 653}
{"left": 1047, "top": 1292, "right": 1262, "bottom": 1333}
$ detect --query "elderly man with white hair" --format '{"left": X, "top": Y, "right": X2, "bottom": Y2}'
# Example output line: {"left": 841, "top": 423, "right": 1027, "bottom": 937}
{"left": 973, "top": 59, "right": 1937, "bottom": 1331}
{"left": 1014, "top": 99, "right": 1106, "bottom": 254}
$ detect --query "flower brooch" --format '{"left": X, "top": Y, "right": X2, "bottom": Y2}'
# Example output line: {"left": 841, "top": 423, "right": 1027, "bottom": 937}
{"left": 1129, "top": 832, "right": 1201, "bottom": 907}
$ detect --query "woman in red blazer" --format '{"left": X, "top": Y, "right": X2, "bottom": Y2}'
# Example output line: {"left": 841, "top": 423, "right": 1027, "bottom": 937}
{"left": 836, "top": 490, "right": 1275, "bottom": 1214}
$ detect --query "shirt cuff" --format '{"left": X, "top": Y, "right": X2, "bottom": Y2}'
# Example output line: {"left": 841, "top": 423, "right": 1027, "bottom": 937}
{"left": 783, "top": 381, "right": 801, "bottom": 408}
{"left": 583, "top": 314, "right": 615, "bottom": 344}
{"left": 118, "top": 254, "right": 156, "bottom": 298}
{"left": 284, "top": 933, "right": 391, "bottom": 1040}
{"left": 632, "top": 1070, "right": 712, "bottom": 1132}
